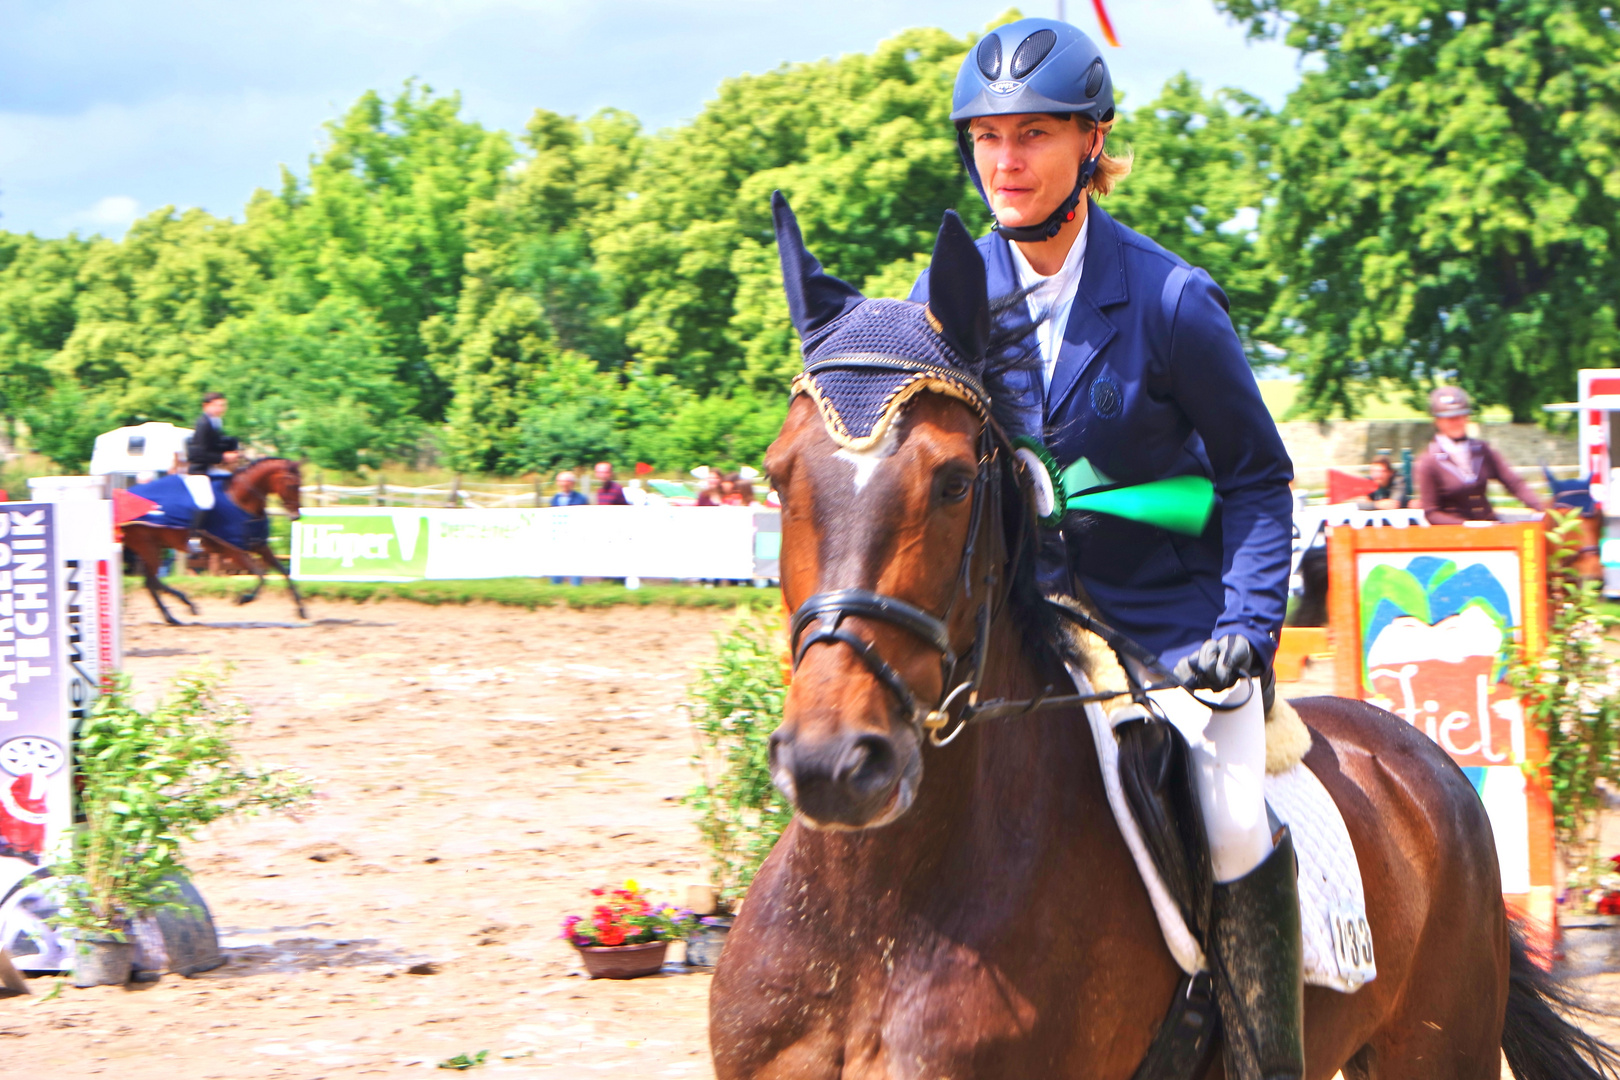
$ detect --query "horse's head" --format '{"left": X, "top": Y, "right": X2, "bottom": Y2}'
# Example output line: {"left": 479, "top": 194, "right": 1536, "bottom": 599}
{"left": 765, "top": 193, "right": 1029, "bottom": 831}
{"left": 272, "top": 460, "right": 303, "bottom": 521}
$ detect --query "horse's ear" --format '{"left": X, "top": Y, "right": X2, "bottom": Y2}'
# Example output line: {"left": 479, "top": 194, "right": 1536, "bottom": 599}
{"left": 927, "top": 210, "right": 990, "bottom": 361}
{"left": 773, "top": 191, "right": 863, "bottom": 341}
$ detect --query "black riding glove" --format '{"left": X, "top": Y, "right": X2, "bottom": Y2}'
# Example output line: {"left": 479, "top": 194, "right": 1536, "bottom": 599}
{"left": 1173, "top": 634, "right": 1265, "bottom": 693}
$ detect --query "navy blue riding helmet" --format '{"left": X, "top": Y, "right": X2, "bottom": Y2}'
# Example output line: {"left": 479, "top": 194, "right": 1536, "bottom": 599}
{"left": 951, "top": 18, "right": 1115, "bottom": 243}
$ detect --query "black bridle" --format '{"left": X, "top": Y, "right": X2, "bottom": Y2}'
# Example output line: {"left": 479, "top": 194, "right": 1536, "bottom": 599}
{"left": 786, "top": 371, "right": 1186, "bottom": 747}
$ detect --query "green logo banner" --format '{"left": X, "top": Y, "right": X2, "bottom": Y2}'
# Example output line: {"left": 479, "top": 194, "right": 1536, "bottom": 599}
{"left": 292, "top": 511, "right": 430, "bottom": 581}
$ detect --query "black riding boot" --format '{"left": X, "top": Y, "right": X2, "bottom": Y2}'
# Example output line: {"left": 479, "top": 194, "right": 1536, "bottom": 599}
{"left": 189, "top": 508, "right": 209, "bottom": 536}
{"left": 1209, "top": 824, "right": 1305, "bottom": 1080}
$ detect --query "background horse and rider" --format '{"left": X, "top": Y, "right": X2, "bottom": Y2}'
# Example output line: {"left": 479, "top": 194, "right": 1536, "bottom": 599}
{"left": 121, "top": 457, "right": 308, "bottom": 625}
{"left": 707, "top": 198, "right": 1620, "bottom": 1079}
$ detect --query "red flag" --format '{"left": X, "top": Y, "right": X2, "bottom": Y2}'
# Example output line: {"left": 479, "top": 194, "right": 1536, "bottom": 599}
{"left": 1091, "top": 0, "right": 1120, "bottom": 46}
{"left": 112, "top": 488, "right": 158, "bottom": 525}
{"left": 1326, "top": 469, "right": 1379, "bottom": 505}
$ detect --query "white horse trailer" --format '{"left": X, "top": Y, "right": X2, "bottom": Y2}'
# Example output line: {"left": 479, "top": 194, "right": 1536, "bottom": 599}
{"left": 88, "top": 422, "right": 191, "bottom": 487}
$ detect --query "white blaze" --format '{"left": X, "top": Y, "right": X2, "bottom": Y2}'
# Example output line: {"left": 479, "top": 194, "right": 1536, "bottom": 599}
{"left": 833, "top": 425, "right": 900, "bottom": 494}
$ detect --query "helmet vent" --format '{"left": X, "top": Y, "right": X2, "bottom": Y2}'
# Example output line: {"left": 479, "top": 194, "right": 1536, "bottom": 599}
{"left": 1010, "top": 29, "right": 1057, "bottom": 79}
{"left": 976, "top": 35, "right": 1002, "bottom": 80}
{"left": 1085, "top": 58, "right": 1106, "bottom": 98}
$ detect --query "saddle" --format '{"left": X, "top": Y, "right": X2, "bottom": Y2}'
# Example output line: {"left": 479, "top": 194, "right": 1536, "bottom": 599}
{"left": 1059, "top": 625, "right": 1375, "bottom": 1079}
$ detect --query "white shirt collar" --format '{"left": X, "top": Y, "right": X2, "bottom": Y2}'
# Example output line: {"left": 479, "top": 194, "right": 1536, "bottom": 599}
{"left": 1006, "top": 216, "right": 1089, "bottom": 390}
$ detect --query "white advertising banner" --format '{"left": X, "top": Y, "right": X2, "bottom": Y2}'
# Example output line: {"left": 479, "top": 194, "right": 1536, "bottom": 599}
{"left": 0, "top": 500, "right": 120, "bottom": 913}
{"left": 292, "top": 506, "right": 774, "bottom": 582}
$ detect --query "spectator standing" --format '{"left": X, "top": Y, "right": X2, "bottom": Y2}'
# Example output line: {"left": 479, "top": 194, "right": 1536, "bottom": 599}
{"left": 550, "top": 471, "right": 589, "bottom": 508}
{"left": 722, "top": 475, "right": 753, "bottom": 507}
{"left": 695, "top": 470, "right": 724, "bottom": 506}
{"left": 1357, "top": 456, "right": 1408, "bottom": 510}
{"left": 593, "top": 462, "right": 628, "bottom": 506}
{"left": 1417, "top": 386, "right": 1545, "bottom": 523}
{"left": 549, "top": 470, "right": 589, "bottom": 586}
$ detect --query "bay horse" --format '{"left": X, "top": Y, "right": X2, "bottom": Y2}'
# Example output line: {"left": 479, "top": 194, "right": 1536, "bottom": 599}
{"left": 123, "top": 458, "right": 308, "bottom": 625}
{"left": 710, "top": 198, "right": 1619, "bottom": 1078}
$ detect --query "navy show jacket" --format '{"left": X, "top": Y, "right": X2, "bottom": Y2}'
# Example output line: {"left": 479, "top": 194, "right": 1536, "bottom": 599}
{"left": 909, "top": 201, "right": 1294, "bottom": 668}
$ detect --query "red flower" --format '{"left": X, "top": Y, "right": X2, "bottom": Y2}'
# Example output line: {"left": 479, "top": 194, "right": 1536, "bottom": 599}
{"left": 598, "top": 925, "right": 626, "bottom": 946}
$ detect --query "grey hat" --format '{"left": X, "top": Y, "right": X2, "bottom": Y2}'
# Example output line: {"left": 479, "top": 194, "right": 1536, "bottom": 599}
{"left": 1429, "top": 386, "right": 1472, "bottom": 418}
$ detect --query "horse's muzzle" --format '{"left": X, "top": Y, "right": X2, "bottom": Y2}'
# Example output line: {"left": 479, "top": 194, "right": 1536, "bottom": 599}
{"left": 769, "top": 725, "right": 920, "bottom": 830}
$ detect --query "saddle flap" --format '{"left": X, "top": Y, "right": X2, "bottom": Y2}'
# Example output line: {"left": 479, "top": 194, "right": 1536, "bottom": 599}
{"left": 1071, "top": 661, "right": 1377, "bottom": 993}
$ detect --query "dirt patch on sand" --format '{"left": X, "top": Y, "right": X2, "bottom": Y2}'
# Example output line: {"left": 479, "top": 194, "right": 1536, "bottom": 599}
{"left": 5, "top": 594, "right": 742, "bottom": 1078}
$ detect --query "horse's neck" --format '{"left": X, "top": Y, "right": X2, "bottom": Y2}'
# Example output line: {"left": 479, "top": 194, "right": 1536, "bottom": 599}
{"left": 229, "top": 463, "right": 272, "bottom": 514}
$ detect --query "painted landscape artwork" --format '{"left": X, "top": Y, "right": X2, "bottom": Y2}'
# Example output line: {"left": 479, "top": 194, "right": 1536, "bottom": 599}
{"left": 1331, "top": 523, "right": 1551, "bottom": 915}
{"left": 1357, "top": 548, "right": 1532, "bottom": 892}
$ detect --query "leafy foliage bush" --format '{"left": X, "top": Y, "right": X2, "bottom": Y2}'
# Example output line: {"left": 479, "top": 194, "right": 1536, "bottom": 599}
{"left": 52, "top": 671, "right": 311, "bottom": 938}
{"left": 686, "top": 618, "right": 792, "bottom": 904}
{"left": 1509, "top": 513, "right": 1620, "bottom": 884}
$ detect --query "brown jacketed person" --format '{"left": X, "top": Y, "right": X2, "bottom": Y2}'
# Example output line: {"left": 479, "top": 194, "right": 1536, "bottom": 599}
{"left": 1416, "top": 386, "right": 1545, "bottom": 523}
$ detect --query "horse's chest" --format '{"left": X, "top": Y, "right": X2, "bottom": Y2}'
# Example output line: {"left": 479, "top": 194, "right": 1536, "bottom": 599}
{"left": 792, "top": 936, "right": 1158, "bottom": 1080}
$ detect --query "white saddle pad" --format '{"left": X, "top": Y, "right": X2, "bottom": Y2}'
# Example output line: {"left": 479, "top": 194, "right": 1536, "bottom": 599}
{"left": 1074, "top": 666, "right": 1377, "bottom": 993}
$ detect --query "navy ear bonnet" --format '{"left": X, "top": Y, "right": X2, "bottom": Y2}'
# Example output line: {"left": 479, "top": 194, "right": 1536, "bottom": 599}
{"left": 772, "top": 192, "right": 991, "bottom": 451}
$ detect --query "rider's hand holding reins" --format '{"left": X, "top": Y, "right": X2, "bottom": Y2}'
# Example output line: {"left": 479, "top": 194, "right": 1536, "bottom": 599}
{"left": 1173, "top": 634, "right": 1263, "bottom": 693}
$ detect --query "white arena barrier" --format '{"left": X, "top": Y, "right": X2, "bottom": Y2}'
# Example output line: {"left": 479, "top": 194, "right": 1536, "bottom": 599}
{"left": 290, "top": 505, "right": 782, "bottom": 583}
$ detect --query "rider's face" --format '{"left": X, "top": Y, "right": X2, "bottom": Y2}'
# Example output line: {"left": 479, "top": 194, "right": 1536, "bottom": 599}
{"left": 1435, "top": 413, "right": 1470, "bottom": 440}
{"left": 968, "top": 113, "right": 1094, "bottom": 229}
{"left": 204, "top": 398, "right": 227, "bottom": 418}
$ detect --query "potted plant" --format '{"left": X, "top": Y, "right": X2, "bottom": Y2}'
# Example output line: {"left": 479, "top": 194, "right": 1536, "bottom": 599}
{"left": 683, "top": 617, "right": 793, "bottom": 966}
{"left": 51, "top": 671, "right": 310, "bottom": 987}
{"left": 559, "top": 880, "right": 695, "bottom": 979}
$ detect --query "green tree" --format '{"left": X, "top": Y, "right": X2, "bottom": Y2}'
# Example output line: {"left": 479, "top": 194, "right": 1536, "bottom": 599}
{"left": 0, "top": 233, "right": 90, "bottom": 421}
{"left": 1222, "top": 0, "right": 1620, "bottom": 418}
{"left": 245, "top": 84, "right": 515, "bottom": 420}
{"left": 591, "top": 26, "right": 979, "bottom": 397}
{"left": 1105, "top": 74, "right": 1279, "bottom": 354}
{"left": 22, "top": 380, "right": 124, "bottom": 472}
{"left": 199, "top": 297, "right": 423, "bottom": 471}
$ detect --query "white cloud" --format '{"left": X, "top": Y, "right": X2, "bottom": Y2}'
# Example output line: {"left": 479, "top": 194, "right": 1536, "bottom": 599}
{"left": 75, "top": 196, "right": 140, "bottom": 230}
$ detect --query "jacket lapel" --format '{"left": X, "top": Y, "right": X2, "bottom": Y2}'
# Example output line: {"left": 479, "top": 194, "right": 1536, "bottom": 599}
{"left": 1046, "top": 202, "right": 1128, "bottom": 420}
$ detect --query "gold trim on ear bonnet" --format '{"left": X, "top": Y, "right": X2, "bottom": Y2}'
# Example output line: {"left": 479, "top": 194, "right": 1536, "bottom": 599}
{"left": 791, "top": 360, "right": 988, "bottom": 453}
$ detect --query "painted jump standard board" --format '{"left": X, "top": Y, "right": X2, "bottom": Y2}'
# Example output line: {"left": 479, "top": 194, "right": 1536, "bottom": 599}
{"left": 1328, "top": 522, "right": 1556, "bottom": 931}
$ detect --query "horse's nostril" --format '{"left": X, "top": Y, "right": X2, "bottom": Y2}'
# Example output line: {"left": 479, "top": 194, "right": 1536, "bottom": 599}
{"left": 838, "top": 734, "right": 897, "bottom": 798}
{"left": 768, "top": 729, "right": 791, "bottom": 773}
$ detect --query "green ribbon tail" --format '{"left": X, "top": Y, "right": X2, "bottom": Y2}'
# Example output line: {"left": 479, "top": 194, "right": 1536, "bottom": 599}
{"left": 1063, "top": 474, "right": 1216, "bottom": 536}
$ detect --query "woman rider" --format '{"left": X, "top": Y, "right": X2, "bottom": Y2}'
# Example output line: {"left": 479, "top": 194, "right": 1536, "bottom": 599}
{"left": 1417, "top": 385, "right": 1546, "bottom": 523}
{"left": 909, "top": 20, "right": 1301, "bottom": 1080}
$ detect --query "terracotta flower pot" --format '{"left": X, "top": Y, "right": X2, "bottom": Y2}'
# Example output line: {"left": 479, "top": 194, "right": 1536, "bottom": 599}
{"left": 576, "top": 939, "right": 668, "bottom": 979}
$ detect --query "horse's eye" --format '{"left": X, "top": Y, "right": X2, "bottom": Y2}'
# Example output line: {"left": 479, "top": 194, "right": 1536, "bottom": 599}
{"left": 940, "top": 475, "right": 972, "bottom": 502}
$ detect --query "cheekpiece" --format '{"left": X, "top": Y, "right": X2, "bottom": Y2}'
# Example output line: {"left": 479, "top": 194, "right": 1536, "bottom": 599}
{"left": 790, "top": 298, "right": 990, "bottom": 453}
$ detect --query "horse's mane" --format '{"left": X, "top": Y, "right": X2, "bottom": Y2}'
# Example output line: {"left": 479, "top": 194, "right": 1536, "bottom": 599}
{"left": 943, "top": 289, "right": 1074, "bottom": 674}
{"left": 236, "top": 456, "right": 298, "bottom": 474}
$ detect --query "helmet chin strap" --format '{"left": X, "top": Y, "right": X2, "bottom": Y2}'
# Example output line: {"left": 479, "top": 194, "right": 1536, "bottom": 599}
{"left": 991, "top": 156, "right": 1096, "bottom": 243}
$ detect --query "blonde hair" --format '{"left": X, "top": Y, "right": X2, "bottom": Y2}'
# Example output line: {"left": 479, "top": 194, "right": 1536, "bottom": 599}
{"left": 1079, "top": 116, "right": 1131, "bottom": 197}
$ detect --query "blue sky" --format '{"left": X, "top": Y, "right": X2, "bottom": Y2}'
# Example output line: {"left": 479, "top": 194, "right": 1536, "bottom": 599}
{"left": 0, "top": 1, "right": 1305, "bottom": 239}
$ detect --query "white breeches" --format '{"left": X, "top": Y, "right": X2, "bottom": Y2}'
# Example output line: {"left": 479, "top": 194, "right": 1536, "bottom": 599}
{"left": 1149, "top": 679, "right": 1273, "bottom": 883}
{"left": 181, "top": 473, "right": 215, "bottom": 511}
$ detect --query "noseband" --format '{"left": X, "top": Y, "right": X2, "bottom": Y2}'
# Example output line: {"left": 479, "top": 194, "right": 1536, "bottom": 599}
{"left": 787, "top": 366, "right": 1186, "bottom": 746}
